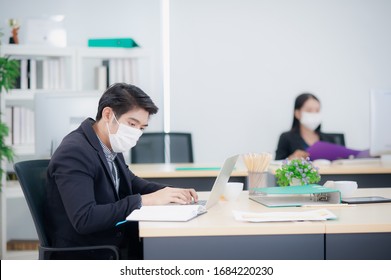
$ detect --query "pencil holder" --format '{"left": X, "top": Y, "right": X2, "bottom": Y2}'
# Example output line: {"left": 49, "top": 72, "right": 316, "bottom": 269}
{"left": 242, "top": 152, "right": 272, "bottom": 195}
{"left": 247, "top": 171, "right": 268, "bottom": 195}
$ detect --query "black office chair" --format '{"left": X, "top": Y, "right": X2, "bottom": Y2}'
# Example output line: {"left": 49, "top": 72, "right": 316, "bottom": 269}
{"left": 323, "top": 133, "right": 346, "bottom": 146}
{"left": 131, "top": 133, "right": 165, "bottom": 163}
{"left": 131, "top": 132, "right": 193, "bottom": 163}
{"left": 168, "top": 132, "right": 194, "bottom": 163}
{"left": 14, "top": 159, "right": 120, "bottom": 260}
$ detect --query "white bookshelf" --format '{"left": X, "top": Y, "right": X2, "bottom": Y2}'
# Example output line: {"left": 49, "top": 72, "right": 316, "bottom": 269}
{"left": 0, "top": 44, "right": 77, "bottom": 92}
{"left": 0, "top": 44, "right": 152, "bottom": 259}
{"left": 75, "top": 46, "right": 150, "bottom": 91}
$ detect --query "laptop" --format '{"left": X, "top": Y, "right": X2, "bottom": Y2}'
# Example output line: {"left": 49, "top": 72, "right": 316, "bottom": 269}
{"left": 173, "top": 154, "right": 239, "bottom": 209}
{"left": 201, "top": 154, "right": 239, "bottom": 210}
{"left": 124, "top": 154, "right": 239, "bottom": 222}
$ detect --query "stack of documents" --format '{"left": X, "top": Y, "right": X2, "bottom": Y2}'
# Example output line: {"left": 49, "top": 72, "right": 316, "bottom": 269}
{"left": 233, "top": 209, "right": 336, "bottom": 222}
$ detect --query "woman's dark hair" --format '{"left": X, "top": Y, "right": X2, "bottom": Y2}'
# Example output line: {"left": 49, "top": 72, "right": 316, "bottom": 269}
{"left": 291, "top": 93, "right": 321, "bottom": 132}
{"left": 95, "top": 83, "right": 158, "bottom": 120}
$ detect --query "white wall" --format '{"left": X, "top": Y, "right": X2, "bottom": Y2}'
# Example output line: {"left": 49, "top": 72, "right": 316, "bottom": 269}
{"left": 1, "top": 0, "right": 391, "bottom": 163}
{"left": 170, "top": 0, "right": 391, "bottom": 163}
{"left": 0, "top": 0, "right": 164, "bottom": 131}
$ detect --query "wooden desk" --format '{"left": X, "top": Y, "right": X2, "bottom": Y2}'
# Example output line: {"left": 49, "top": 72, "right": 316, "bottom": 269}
{"left": 324, "top": 188, "right": 391, "bottom": 259}
{"left": 128, "top": 162, "right": 391, "bottom": 191}
{"left": 140, "top": 188, "right": 391, "bottom": 260}
{"left": 269, "top": 162, "right": 391, "bottom": 188}
{"left": 129, "top": 163, "right": 248, "bottom": 191}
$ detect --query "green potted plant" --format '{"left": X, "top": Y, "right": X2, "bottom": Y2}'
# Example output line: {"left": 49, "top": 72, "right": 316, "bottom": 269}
{"left": 0, "top": 30, "right": 19, "bottom": 186}
{"left": 275, "top": 157, "right": 321, "bottom": 186}
{"left": 0, "top": 122, "right": 14, "bottom": 185}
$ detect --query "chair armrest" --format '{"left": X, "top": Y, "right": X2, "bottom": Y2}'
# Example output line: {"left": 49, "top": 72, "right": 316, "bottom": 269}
{"left": 39, "top": 245, "right": 120, "bottom": 260}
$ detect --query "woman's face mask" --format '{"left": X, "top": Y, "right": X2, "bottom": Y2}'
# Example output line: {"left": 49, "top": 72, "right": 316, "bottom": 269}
{"left": 300, "top": 112, "right": 322, "bottom": 131}
{"left": 107, "top": 115, "right": 143, "bottom": 153}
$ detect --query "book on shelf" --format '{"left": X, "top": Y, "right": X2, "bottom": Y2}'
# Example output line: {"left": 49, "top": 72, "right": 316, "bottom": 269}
{"left": 51, "top": 59, "right": 61, "bottom": 89}
{"left": 28, "top": 59, "right": 37, "bottom": 90}
{"left": 12, "top": 107, "right": 21, "bottom": 145}
{"left": 102, "top": 58, "right": 136, "bottom": 87}
{"left": 11, "top": 58, "right": 66, "bottom": 90}
{"left": 58, "top": 57, "right": 66, "bottom": 89}
{"left": 36, "top": 60, "right": 44, "bottom": 89}
{"left": 102, "top": 60, "right": 110, "bottom": 88}
{"left": 20, "top": 59, "right": 28, "bottom": 90}
{"left": 123, "top": 58, "right": 134, "bottom": 84}
{"left": 108, "top": 59, "right": 117, "bottom": 85}
{"left": 95, "top": 65, "right": 108, "bottom": 91}
{"left": 116, "top": 58, "right": 124, "bottom": 82}
{"left": 6, "top": 106, "right": 35, "bottom": 146}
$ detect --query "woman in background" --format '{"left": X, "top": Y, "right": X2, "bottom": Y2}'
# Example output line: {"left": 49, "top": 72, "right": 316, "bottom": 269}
{"left": 275, "top": 93, "right": 336, "bottom": 160}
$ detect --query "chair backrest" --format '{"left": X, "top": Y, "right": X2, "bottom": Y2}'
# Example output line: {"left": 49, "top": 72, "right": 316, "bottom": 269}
{"left": 14, "top": 159, "right": 51, "bottom": 247}
{"left": 131, "top": 133, "right": 166, "bottom": 163}
{"left": 324, "top": 133, "right": 346, "bottom": 146}
{"left": 168, "top": 132, "right": 194, "bottom": 163}
{"left": 131, "top": 132, "right": 193, "bottom": 163}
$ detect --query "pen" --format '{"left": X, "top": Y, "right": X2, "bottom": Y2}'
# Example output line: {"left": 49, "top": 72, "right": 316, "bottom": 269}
{"left": 300, "top": 204, "right": 356, "bottom": 207}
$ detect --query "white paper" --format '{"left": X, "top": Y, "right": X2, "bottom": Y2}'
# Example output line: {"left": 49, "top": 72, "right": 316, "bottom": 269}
{"left": 233, "top": 209, "right": 336, "bottom": 223}
{"left": 127, "top": 205, "right": 207, "bottom": 222}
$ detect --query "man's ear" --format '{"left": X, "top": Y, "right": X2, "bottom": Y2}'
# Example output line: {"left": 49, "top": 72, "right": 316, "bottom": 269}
{"left": 101, "top": 107, "right": 112, "bottom": 122}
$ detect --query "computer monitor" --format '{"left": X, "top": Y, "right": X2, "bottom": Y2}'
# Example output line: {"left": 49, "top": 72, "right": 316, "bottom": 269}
{"left": 34, "top": 91, "right": 101, "bottom": 158}
{"left": 370, "top": 90, "right": 391, "bottom": 157}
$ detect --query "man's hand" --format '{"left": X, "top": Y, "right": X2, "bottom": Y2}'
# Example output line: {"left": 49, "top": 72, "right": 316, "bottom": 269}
{"left": 141, "top": 187, "right": 198, "bottom": 206}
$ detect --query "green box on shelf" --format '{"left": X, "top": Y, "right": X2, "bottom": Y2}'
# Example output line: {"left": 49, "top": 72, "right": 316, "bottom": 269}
{"left": 88, "top": 38, "right": 139, "bottom": 48}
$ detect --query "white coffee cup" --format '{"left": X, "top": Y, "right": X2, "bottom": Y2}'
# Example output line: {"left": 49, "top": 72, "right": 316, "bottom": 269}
{"left": 223, "top": 182, "right": 244, "bottom": 201}
{"left": 324, "top": 180, "right": 358, "bottom": 198}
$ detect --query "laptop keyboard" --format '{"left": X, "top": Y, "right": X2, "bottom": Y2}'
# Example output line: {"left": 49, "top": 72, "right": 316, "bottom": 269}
{"left": 192, "top": 200, "right": 207, "bottom": 206}
{"left": 168, "top": 200, "right": 207, "bottom": 206}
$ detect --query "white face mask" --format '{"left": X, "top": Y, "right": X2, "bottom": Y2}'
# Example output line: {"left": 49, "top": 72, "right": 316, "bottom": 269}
{"left": 300, "top": 112, "right": 322, "bottom": 131}
{"left": 107, "top": 115, "right": 143, "bottom": 153}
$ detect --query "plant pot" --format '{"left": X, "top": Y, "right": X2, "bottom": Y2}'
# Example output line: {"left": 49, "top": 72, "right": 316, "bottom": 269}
{"left": 290, "top": 178, "right": 302, "bottom": 186}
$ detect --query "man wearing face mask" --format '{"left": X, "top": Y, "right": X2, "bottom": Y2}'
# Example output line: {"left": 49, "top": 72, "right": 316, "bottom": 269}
{"left": 45, "top": 83, "right": 198, "bottom": 259}
{"left": 275, "top": 93, "right": 336, "bottom": 160}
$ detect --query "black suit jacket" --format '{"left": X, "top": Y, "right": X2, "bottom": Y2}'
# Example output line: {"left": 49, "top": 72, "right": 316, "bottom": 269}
{"left": 275, "top": 130, "right": 335, "bottom": 160}
{"left": 45, "top": 118, "right": 164, "bottom": 254}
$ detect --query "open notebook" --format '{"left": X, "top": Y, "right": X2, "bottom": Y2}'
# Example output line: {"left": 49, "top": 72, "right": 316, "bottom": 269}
{"left": 125, "top": 154, "right": 239, "bottom": 222}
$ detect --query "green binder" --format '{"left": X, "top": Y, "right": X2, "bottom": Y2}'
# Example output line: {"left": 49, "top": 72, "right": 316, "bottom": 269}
{"left": 250, "top": 185, "right": 341, "bottom": 207}
{"left": 88, "top": 38, "right": 139, "bottom": 48}
{"left": 257, "top": 185, "right": 339, "bottom": 195}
